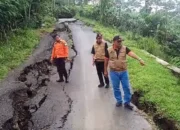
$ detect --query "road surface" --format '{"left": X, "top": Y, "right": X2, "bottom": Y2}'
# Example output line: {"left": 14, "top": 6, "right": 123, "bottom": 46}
{"left": 62, "top": 21, "right": 152, "bottom": 130}
{"left": 0, "top": 19, "right": 153, "bottom": 130}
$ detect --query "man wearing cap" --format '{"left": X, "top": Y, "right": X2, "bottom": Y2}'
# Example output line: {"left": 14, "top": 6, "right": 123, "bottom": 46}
{"left": 91, "top": 33, "right": 110, "bottom": 88}
{"left": 104, "top": 35, "right": 145, "bottom": 110}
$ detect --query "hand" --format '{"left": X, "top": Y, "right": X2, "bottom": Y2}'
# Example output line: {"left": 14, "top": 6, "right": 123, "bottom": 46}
{"left": 50, "top": 59, "right": 53, "bottom": 64}
{"left": 66, "top": 57, "right": 71, "bottom": 62}
{"left": 139, "top": 59, "right": 145, "bottom": 66}
{"left": 104, "top": 70, "right": 108, "bottom": 77}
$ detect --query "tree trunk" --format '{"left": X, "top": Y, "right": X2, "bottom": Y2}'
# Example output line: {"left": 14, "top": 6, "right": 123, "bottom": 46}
{"left": 28, "top": 5, "right": 31, "bottom": 20}
{"left": 28, "top": 0, "right": 34, "bottom": 21}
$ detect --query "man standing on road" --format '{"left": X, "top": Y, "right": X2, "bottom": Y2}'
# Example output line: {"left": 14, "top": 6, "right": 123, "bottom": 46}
{"left": 91, "top": 33, "right": 110, "bottom": 88}
{"left": 104, "top": 35, "right": 145, "bottom": 110}
{"left": 51, "top": 35, "right": 69, "bottom": 83}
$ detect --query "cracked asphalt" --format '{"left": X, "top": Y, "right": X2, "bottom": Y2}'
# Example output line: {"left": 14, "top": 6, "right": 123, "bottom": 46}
{"left": 62, "top": 21, "right": 152, "bottom": 130}
{"left": 0, "top": 19, "right": 153, "bottom": 130}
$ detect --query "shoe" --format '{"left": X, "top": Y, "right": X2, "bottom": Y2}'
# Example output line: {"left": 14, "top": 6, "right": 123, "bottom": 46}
{"left": 105, "top": 84, "right": 109, "bottom": 88}
{"left": 56, "top": 79, "right": 64, "bottom": 82}
{"left": 124, "top": 103, "right": 134, "bottom": 110}
{"left": 98, "top": 84, "right": 104, "bottom": 88}
{"left": 116, "top": 102, "right": 122, "bottom": 107}
{"left": 65, "top": 80, "right": 69, "bottom": 83}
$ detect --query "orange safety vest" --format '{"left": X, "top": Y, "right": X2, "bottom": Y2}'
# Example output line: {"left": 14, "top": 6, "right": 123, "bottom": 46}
{"left": 51, "top": 40, "right": 69, "bottom": 60}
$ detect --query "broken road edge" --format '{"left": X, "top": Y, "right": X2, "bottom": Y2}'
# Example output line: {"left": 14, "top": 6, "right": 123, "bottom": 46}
{"left": 0, "top": 19, "right": 78, "bottom": 130}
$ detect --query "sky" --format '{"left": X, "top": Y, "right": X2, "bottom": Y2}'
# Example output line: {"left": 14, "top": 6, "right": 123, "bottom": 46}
{"left": 88, "top": 0, "right": 179, "bottom": 12}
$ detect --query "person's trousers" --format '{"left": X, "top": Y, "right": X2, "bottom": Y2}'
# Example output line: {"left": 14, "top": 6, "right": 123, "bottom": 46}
{"left": 110, "top": 70, "right": 131, "bottom": 104}
{"left": 95, "top": 61, "right": 109, "bottom": 85}
{"left": 55, "top": 58, "right": 68, "bottom": 81}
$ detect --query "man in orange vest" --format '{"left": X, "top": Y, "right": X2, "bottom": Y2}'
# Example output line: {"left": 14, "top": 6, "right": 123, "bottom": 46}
{"left": 91, "top": 33, "right": 109, "bottom": 88}
{"left": 51, "top": 35, "right": 69, "bottom": 83}
{"left": 104, "top": 35, "right": 145, "bottom": 110}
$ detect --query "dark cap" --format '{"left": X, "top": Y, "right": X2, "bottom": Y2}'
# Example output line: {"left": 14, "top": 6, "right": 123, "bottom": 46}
{"left": 96, "top": 33, "right": 102, "bottom": 39}
{"left": 113, "top": 35, "right": 124, "bottom": 41}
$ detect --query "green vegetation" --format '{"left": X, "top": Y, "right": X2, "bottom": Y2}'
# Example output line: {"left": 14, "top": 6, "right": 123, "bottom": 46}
{"left": 1, "top": 0, "right": 180, "bottom": 126}
{"left": 77, "top": 16, "right": 166, "bottom": 57}
{"left": 0, "top": 0, "right": 53, "bottom": 39}
{"left": 75, "top": 2, "right": 180, "bottom": 125}
{"left": 54, "top": 6, "right": 77, "bottom": 19}
{"left": 0, "top": 0, "right": 75, "bottom": 80}
{"left": 77, "top": 16, "right": 180, "bottom": 127}
{"left": 76, "top": 1, "right": 180, "bottom": 67}
{"left": 0, "top": 29, "right": 39, "bottom": 79}
{"left": 0, "top": 0, "right": 75, "bottom": 40}
{"left": 0, "top": 0, "right": 56, "bottom": 80}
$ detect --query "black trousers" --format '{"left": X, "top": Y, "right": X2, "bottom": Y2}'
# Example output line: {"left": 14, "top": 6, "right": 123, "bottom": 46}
{"left": 95, "top": 61, "right": 109, "bottom": 85}
{"left": 55, "top": 58, "right": 68, "bottom": 81}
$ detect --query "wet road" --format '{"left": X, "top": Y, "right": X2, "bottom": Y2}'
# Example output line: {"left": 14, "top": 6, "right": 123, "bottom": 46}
{"left": 0, "top": 20, "right": 153, "bottom": 130}
{"left": 62, "top": 22, "right": 152, "bottom": 130}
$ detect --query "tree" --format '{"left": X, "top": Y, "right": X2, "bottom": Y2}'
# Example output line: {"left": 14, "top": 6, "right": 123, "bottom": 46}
{"left": 0, "top": 0, "right": 53, "bottom": 39}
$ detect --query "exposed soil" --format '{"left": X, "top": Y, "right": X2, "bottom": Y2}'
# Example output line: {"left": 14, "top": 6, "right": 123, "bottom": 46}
{"left": 58, "top": 86, "right": 73, "bottom": 129}
{"left": 132, "top": 91, "right": 179, "bottom": 130}
{"left": 57, "top": 21, "right": 77, "bottom": 130}
{"left": 0, "top": 20, "right": 77, "bottom": 130}
{"left": 2, "top": 60, "right": 51, "bottom": 130}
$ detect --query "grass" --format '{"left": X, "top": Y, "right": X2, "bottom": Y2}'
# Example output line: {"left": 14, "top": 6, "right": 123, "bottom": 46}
{"left": 77, "top": 15, "right": 180, "bottom": 126}
{"left": 0, "top": 29, "right": 39, "bottom": 80}
{"left": 39, "top": 15, "right": 56, "bottom": 33}
{"left": 77, "top": 15, "right": 167, "bottom": 59}
{"left": 39, "top": 27, "right": 54, "bottom": 34}
{"left": 0, "top": 15, "right": 56, "bottom": 80}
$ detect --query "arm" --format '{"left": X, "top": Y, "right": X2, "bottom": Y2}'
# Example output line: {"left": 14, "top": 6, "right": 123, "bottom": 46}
{"left": 91, "top": 46, "right": 95, "bottom": 65}
{"left": 105, "top": 42, "right": 108, "bottom": 52}
{"left": 50, "top": 45, "right": 55, "bottom": 62}
{"left": 104, "top": 57, "right": 109, "bottom": 77}
{"left": 128, "top": 51, "right": 145, "bottom": 66}
{"left": 92, "top": 54, "right": 95, "bottom": 65}
{"left": 104, "top": 47, "right": 109, "bottom": 77}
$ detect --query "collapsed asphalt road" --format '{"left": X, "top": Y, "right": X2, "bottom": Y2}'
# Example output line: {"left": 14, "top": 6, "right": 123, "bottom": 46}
{"left": 0, "top": 19, "right": 153, "bottom": 130}
{"left": 0, "top": 19, "right": 77, "bottom": 130}
{"left": 62, "top": 21, "right": 153, "bottom": 130}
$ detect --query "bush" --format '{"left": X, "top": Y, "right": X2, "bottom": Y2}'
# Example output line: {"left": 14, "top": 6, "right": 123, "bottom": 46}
{"left": 77, "top": 16, "right": 180, "bottom": 125}
{"left": 0, "top": 29, "right": 39, "bottom": 79}
{"left": 171, "top": 57, "right": 180, "bottom": 68}
{"left": 42, "top": 16, "right": 56, "bottom": 28}
{"left": 78, "top": 6, "right": 100, "bottom": 20}
{"left": 136, "top": 37, "right": 166, "bottom": 58}
{"left": 54, "top": 6, "right": 76, "bottom": 18}
{"left": 77, "top": 5, "right": 180, "bottom": 67}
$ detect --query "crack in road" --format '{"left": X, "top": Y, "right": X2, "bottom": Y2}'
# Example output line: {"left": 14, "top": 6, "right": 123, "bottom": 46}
{"left": 1, "top": 60, "right": 51, "bottom": 130}
{"left": 35, "top": 22, "right": 77, "bottom": 130}
{"left": 1, "top": 20, "right": 77, "bottom": 130}
{"left": 58, "top": 23, "right": 77, "bottom": 129}
{"left": 58, "top": 84, "right": 73, "bottom": 129}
